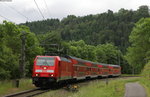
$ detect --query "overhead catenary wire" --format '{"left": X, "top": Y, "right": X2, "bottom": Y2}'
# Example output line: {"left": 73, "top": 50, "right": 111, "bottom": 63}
{"left": 0, "top": 0, "right": 46, "bottom": 23}
{"left": 0, "top": 14, "right": 12, "bottom": 22}
{"left": 34, "top": 0, "right": 45, "bottom": 19}
{"left": 3, "top": 3, "right": 32, "bottom": 22}
{"left": 43, "top": 0, "right": 50, "bottom": 17}
{"left": 30, "top": 0, "right": 43, "bottom": 21}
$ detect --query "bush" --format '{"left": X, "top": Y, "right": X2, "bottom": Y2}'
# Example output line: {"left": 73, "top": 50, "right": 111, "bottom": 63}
{"left": 141, "top": 62, "right": 150, "bottom": 79}
{"left": 0, "top": 68, "right": 11, "bottom": 80}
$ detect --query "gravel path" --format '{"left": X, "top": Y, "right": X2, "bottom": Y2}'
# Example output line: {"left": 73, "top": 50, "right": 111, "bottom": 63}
{"left": 124, "top": 83, "right": 147, "bottom": 97}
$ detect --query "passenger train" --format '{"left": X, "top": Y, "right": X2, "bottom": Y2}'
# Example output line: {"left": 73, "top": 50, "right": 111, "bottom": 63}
{"left": 32, "top": 55, "right": 121, "bottom": 87}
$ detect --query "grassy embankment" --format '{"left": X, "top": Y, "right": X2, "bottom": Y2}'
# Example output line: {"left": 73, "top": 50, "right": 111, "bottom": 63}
{"left": 36, "top": 77, "right": 140, "bottom": 97}
{"left": 121, "top": 74, "right": 141, "bottom": 77}
{"left": 70, "top": 78, "right": 140, "bottom": 97}
{"left": 0, "top": 78, "right": 35, "bottom": 96}
{"left": 140, "top": 78, "right": 150, "bottom": 97}
{"left": 140, "top": 62, "right": 150, "bottom": 97}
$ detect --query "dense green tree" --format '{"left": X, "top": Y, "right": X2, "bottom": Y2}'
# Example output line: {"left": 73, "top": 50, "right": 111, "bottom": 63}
{"left": 125, "top": 18, "right": 150, "bottom": 73}
{"left": 142, "top": 61, "right": 150, "bottom": 79}
{"left": 37, "top": 31, "right": 61, "bottom": 55}
{"left": 95, "top": 43, "right": 121, "bottom": 64}
{"left": 23, "top": 5, "right": 150, "bottom": 53}
{"left": 0, "top": 21, "right": 20, "bottom": 79}
{"left": 24, "top": 19, "right": 60, "bottom": 34}
{"left": 63, "top": 40, "right": 122, "bottom": 65}
{"left": 0, "top": 21, "right": 43, "bottom": 79}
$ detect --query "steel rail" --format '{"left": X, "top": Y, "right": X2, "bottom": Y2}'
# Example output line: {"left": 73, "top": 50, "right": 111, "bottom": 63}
{"left": 4, "top": 88, "right": 51, "bottom": 97}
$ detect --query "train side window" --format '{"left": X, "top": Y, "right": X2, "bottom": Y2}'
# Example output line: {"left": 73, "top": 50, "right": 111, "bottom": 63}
{"left": 74, "top": 67, "right": 77, "bottom": 71}
{"left": 77, "top": 67, "right": 79, "bottom": 71}
{"left": 88, "top": 68, "right": 91, "bottom": 71}
{"left": 86, "top": 67, "right": 89, "bottom": 71}
{"left": 66, "top": 63, "right": 68, "bottom": 71}
{"left": 74, "top": 67, "right": 79, "bottom": 71}
{"left": 98, "top": 68, "right": 101, "bottom": 72}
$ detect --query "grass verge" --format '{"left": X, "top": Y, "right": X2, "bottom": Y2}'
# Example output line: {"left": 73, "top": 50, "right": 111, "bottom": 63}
{"left": 71, "top": 78, "right": 139, "bottom": 97}
{"left": 139, "top": 78, "right": 150, "bottom": 97}
{"left": 0, "top": 78, "right": 35, "bottom": 96}
{"left": 36, "top": 77, "right": 140, "bottom": 97}
{"left": 140, "top": 62, "right": 150, "bottom": 97}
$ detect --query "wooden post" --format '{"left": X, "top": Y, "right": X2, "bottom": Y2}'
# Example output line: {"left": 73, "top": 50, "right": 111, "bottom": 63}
{"left": 106, "top": 77, "right": 109, "bottom": 85}
{"left": 19, "top": 31, "right": 27, "bottom": 78}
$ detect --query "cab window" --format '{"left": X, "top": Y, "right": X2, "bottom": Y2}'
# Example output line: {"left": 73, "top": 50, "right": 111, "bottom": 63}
{"left": 36, "top": 57, "right": 55, "bottom": 66}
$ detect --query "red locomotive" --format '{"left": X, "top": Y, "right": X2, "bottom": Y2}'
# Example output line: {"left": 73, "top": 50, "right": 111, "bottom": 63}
{"left": 32, "top": 56, "right": 121, "bottom": 87}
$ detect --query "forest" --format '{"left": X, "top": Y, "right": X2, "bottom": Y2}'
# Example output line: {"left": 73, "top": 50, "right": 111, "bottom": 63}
{"left": 0, "top": 5, "right": 150, "bottom": 80}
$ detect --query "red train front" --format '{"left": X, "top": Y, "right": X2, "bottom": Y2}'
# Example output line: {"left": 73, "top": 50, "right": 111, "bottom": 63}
{"left": 32, "top": 56, "right": 61, "bottom": 87}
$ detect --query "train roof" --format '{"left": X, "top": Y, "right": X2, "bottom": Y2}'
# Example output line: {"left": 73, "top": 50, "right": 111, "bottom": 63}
{"left": 60, "top": 57, "right": 72, "bottom": 62}
{"left": 109, "top": 64, "right": 120, "bottom": 67}
{"left": 68, "top": 56, "right": 91, "bottom": 63}
{"left": 36, "top": 55, "right": 120, "bottom": 67}
{"left": 68, "top": 56, "right": 113, "bottom": 66}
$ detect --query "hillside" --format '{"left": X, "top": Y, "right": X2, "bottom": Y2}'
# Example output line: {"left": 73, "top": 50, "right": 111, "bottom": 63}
{"left": 22, "top": 5, "right": 150, "bottom": 52}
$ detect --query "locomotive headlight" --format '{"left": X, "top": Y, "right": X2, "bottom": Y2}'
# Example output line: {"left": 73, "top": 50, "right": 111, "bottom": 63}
{"left": 44, "top": 67, "right": 47, "bottom": 69}
{"left": 35, "top": 74, "right": 39, "bottom": 76}
{"left": 51, "top": 74, "right": 54, "bottom": 77}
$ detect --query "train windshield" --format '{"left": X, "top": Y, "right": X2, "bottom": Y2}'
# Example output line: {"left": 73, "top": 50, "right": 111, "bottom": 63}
{"left": 36, "top": 57, "right": 55, "bottom": 66}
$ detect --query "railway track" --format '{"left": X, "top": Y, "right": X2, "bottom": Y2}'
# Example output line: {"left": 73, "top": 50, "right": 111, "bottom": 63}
{"left": 3, "top": 76, "right": 139, "bottom": 97}
{"left": 4, "top": 88, "right": 51, "bottom": 97}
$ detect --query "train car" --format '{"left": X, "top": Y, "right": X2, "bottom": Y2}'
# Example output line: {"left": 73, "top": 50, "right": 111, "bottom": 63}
{"left": 32, "top": 55, "right": 121, "bottom": 87}
{"left": 109, "top": 64, "right": 121, "bottom": 76}
{"left": 69, "top": 56, "right": 93, "bottom": 79}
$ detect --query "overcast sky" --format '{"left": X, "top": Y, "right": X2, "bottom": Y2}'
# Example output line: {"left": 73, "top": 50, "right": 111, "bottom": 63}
{"left": 0, "top": 0, "right": 149, "bottom": 24}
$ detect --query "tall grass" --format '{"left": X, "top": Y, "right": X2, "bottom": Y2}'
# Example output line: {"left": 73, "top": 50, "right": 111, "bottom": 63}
{"left": 140, "top": 62, "right": 150, "bottom": 97}
{"left": 36, "top": 77, "right": 140, "bottom": 97}
{"left": 0, "top": 78, "right": 35, "bottom": 96}
{"left": 140, "top": 78, "right": 150, "bottom": 97}
{"left": 70, "top": 78, "right": 139, "bottom": 97}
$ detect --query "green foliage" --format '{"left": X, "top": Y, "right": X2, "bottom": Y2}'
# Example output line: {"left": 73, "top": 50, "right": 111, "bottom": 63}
{"left": 23, "top": 5, "right": 150, "bottom": 53}
{"left": 140, "top": 78, "right": 150, "bottom": 97}
{"left": 0, "top": 21, "right": 43, "bottom": 80}
{"left": 23, "top": 19, "right": 60, "bottom": 34}
{"left": 25, "top": 31, "right": 44, "bottom": 77}
{"left": 141, "top": 62, "right": 150, "bottom": 79}
{"left": 140, "top": 62, "right": 150, "bottom": 97}
{"left": 0, "top": 79, "right": 35, "bottom": 96}
{"left": 0, "top": 21, "right": 20, "bottom": 79}
{"left": 67, "top": 40, "right": 96, "bottom": 61}
{"left": 63, "top": 40, "right": 122, "bottom": 65}
{"left": 125, "top": 18, "right": 150, "bottom": 73}
{"left": 0, "top": 67, "right": 10, "bottom": 80}
{"left": 22, "top": 5, "right": 150, "bottom": 74}
{"left": 96, "top": 43, "right": 121, "bottom": 64}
